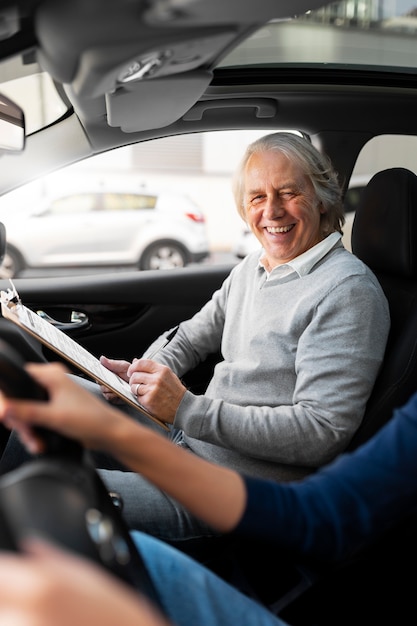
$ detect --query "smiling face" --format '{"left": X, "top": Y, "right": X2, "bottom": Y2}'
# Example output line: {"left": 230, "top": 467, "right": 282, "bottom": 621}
{"left": 243, "top": 150, "right": 325, "bottom": 270}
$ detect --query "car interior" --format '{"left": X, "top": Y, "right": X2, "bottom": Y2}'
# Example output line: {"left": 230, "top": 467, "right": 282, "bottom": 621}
{"left": 0, "top": 0, "right": 416, "bottom": 622}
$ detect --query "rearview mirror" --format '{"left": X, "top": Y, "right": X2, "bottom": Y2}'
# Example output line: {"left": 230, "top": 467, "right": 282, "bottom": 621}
{"left": 0, "top": 94, "right": 25, "bottom": 152}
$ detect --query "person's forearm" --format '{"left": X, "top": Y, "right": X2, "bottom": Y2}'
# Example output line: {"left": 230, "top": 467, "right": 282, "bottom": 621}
{"left": 0, "top": 362, "right": 245, "bottom": 532}
{"left": 108, "top": 414, "right": 247, "bottom": 532}
{"left": 237, "top": 392, "right": 417, "bottom": 562}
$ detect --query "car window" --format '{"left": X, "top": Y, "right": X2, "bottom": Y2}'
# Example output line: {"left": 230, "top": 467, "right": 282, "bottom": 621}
{"left": 341, "top": 134, "right": 417, "bottom": 250}
{"left": 2, "top": 129, "right": 417, "bottom": 278}
{"left": 218, "top": 2, "right": 417, "bottom": 74}
{"left": 0, "top": 61, "right": 69, "bottom": 135}
{"left": 49, "top": 195, "right": 100, "bottom": 214}
{"left": 0, "top": 129, "right": 268, "bottom": 278}
{"left": 343, "top": 186, "right": 366, "bottom": 215}
{"left": 352, "top": 135, "right": 417, "bottom": 178}
{"left": 102, "top": 194, "right": 157, "bottom": 211}
{"left": 49, "top": 193, "right": 158, "bottom": 215}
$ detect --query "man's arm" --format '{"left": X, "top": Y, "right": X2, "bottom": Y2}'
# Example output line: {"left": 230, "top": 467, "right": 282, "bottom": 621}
{"left": 172, "top": 274, "right": 390, "bottom": 467}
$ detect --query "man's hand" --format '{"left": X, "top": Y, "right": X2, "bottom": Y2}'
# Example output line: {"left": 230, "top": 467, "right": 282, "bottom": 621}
{"left": 128, "top": 359, "right": 187, "bottom": 424}
{"left": 99, "top": 356, "right": 132, "bottom": 403}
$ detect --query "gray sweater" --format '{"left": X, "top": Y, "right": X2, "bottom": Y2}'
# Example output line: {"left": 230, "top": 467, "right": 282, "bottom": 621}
{"left": 147, "top": 242, "right": 390, "bottom": 482}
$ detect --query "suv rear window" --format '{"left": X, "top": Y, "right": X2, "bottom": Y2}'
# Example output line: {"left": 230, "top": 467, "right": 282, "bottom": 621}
{"left": 50, "top": 193, "right": 158, "bottom": 214}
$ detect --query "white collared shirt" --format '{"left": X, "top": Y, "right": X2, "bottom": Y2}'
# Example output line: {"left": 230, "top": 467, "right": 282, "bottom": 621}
{"left": 259, "top": 232, "right": 342, "bottom": 279}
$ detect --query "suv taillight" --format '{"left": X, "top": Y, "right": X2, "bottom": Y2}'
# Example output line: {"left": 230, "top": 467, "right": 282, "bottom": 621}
{"left": 185, "top": 212, "right": 205, "bottom": 223}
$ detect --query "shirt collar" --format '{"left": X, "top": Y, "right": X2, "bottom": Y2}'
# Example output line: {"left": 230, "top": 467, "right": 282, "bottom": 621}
{"left": 258, "top": 232, "right": 342, "bottom": 278}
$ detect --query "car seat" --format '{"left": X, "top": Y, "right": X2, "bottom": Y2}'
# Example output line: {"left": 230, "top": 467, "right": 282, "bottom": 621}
{"left": 346, "top": 167, "right": 417, "bottom": 450}
{"left": 274, "top": 167, "right": 417, "bottom": 624}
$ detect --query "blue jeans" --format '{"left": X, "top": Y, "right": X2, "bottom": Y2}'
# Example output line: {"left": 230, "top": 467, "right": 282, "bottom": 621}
{"left": 98, "top": 464, "right": 218, "bottom": 540}
{"left": 132, "top": 531, "right": 288, "bottom": 626}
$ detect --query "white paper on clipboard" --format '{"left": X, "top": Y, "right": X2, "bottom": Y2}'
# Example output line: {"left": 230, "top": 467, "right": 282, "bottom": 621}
{"left": 0, "top": 282, "right": 168, "bottom": 430}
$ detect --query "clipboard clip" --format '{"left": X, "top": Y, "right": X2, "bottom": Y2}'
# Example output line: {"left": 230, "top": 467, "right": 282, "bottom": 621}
{"left": 8, "top": 279, "right": 21, "bottom": 305}
{"left": 0, "top": 279, "right": 21, "bottom": 308}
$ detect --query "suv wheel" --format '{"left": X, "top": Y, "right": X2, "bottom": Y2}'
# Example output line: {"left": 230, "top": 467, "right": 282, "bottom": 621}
{"left": 139, "top": 241, "right": 188, "bottom": 270}
{"left": 0, "top": 247, "right": 24, "bottom": 278}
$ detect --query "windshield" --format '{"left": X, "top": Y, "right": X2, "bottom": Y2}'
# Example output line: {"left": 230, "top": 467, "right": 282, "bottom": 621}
{"left": 217, "top": 0, "right": 417, "bottom": 74}
{"left": 0, "top": 56, "right": 69, "bottom": 135}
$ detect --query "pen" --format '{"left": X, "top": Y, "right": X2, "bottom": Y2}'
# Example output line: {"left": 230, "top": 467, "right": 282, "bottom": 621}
{"left": 146, "top": 325, "right": 180, "bottom": 360}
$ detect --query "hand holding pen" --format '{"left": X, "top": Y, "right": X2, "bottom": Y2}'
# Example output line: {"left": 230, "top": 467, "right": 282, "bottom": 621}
{"left": 130, "top": 325, "right": 179, "bottom": 398}
{"left": 98, "top": 325, "right": 179, "bottom": 405}
{"left": 127, "top": 328, "right": 186, "bottom": 424}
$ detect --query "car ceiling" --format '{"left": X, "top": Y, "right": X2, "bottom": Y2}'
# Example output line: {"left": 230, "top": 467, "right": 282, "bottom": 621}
{"left": 0, "top": 0, "right": 328, "bottom": 136}
{"left": 0, "top": 0, "right": 417, "bottom": 194}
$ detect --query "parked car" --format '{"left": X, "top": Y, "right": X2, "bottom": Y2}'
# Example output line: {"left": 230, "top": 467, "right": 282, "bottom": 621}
{"left": 0, "top": 0, "right": 417, "bottom": 623}
{"left": 0, "top": 186, "right": 209, "bottom": 277}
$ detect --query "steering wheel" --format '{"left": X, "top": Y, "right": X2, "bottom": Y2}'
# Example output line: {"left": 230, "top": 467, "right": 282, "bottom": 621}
{"left": 0, "top": 339, "right": 163, "bottom": 611}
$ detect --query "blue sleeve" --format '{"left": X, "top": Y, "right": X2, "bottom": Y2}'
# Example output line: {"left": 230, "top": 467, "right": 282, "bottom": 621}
{"left": 235, "top": 391, "right": 417, "bottom": 562}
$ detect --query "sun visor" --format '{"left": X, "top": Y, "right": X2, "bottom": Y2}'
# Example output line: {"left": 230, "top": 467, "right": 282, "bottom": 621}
{"left": 105, "top": 71, "right": 212, "bottom": 132}
{"left": 34, "top": 0, "right": 330, "bottom": 88}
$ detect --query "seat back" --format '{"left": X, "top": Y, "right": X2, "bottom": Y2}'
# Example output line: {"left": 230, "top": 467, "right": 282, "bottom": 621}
{"left": 347, "top": 167, "right": 417, "bottom": 450}
{"left": 249, "top": 167, "right": 417, "bottom": 620}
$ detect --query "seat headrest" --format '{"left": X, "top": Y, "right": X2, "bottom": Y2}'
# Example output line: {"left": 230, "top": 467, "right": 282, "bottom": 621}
{"left": 351, "top": 168, "right": 417, "bottom": 279}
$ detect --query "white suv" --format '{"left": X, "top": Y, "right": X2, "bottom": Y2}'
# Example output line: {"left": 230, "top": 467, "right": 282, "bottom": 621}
{"left": 0, "top": 187, "right": 209, "bottom": 277}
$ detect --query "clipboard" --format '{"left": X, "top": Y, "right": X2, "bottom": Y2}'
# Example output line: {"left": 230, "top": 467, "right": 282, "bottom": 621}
{"left": 0, "top": 281, "right": 168, "bottom": 431}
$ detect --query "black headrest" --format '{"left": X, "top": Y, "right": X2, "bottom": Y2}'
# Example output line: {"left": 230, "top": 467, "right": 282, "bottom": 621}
{"left": 351, "top": 168, "right": 417, "bottom": 279}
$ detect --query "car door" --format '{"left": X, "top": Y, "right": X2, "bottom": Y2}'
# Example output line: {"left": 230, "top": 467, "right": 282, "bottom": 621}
{"left": 24, "top": 192, "right": 153, "bottom": 267}
{"left": 96, "top": 192, "right": 157, "bottom": 265}
{"left": 0, "top": 264, "right": 232, "bottom": 397}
